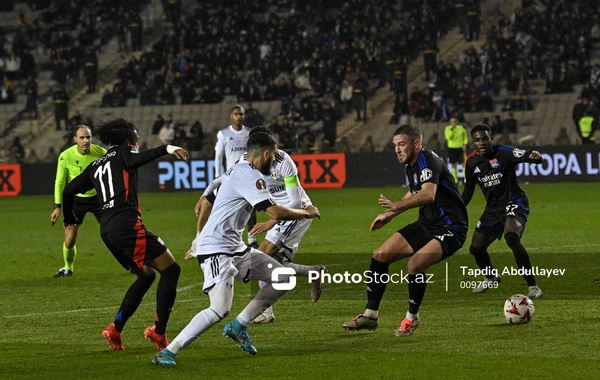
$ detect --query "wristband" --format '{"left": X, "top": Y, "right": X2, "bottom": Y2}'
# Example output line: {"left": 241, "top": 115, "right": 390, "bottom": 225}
{"left": 167, "top": 145, "right": 183, "bottom": 154}
{"left": 54, "top": 204, "right": 61, "bottom": 209}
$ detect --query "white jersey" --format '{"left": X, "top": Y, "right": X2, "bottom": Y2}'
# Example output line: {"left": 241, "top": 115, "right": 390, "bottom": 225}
{"left": 195, "top": 162, "right": 275, "bottom": 258}
{"left": 214, "top": 125, "right": 250, "bottom": 175}
{"left": 242, "top": 149, "right": 311, "bottom": 207}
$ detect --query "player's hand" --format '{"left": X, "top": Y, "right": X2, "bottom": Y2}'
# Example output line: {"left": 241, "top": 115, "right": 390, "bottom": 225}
{"left": 250, "top": 219, "right": 278, "bottom": 235}
{"left": 172, "top": 148, "right": 189, "bottom": 161}
{"left": 305, "top": 205, "right": 320, "bottom": 219}
{"left": 529, "top": 151, "right": 542, "bottom": 160}
{"left": 50, "top": 208, "right": 61, "bottom": 226}
{"left": 194, "top": 195, "right": 207, "bottom": 216}
{"left": 184, "top": 248, "right": 196, "bottom": 260}
{"left": 378, "top": 194, "right": 399, "bottom": 213}
{"left": 370, "top": 212, "right": 393, "bottom": 231}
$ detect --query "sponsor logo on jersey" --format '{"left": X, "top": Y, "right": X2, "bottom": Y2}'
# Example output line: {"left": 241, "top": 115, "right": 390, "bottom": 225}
{"left": 489, "top": 158, "right": 499, "bottom": 168}
{"left": 269, "top": 184, "right": 285, "bottom": 194}
{"left": 420, "top": 168, "right": 433, "bottom": 182}
{"left": 513, "top": 148, "right": 526, "bottom": 158}
{"left": 231, "top": 147, "right": 246, "bottom": 152}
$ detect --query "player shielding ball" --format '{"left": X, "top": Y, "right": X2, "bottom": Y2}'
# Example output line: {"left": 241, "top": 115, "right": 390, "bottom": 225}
{"left": 62, "top": 118, "right": 189, "bottom": 351}
{"left": 461, "top": 123, "right": 544, "bottom": 299}
{"left": 343, "top": 124, "right": 468, "bottom": 336}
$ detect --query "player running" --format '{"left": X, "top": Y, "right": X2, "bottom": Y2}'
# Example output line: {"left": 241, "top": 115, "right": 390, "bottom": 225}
{"left": 461, "top": 123, "right": 544, "bottom": 299}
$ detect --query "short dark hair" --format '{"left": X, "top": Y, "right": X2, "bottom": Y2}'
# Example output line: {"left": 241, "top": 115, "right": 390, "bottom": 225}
{"left": 393, "top": 124, "right": 422, "bottom": 142}
{"left": 96, "top": 118, "right": 138, "bottom": 146}
{"left": 471, "top": 123, "right": 492, "bottom": 136}
{"left": 231, "top": 104, "right": 245, "bottom": 113}
{"left": 249, "top": 126, "right": 273, "bottom": 136}
{"left": 247, "top": 132, "right": 276, "bottom": 156}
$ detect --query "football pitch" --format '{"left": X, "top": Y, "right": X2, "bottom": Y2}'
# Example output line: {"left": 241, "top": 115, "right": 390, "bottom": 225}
{"left": 1, "top": 183, "right": 599, "bottom": 379}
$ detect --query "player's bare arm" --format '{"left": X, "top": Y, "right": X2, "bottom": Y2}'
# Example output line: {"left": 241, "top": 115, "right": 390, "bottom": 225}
{"left": 249, "top": 219, "right": 278, "bottom": 235}
{"left": 378, "top": 183, "right": 437, "bottom": 216}
{"left": 265, "top": 204, "right": 320, "bottom": 221}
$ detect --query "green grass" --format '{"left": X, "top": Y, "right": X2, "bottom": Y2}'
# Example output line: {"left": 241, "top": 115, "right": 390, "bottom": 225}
{"left": 1, "top": 183, "right": 599, "bottom": 379}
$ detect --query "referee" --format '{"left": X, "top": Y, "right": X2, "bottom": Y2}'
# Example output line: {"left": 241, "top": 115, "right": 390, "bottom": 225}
{"left": 444, "top": 118, "right": 468, "bottom": 183}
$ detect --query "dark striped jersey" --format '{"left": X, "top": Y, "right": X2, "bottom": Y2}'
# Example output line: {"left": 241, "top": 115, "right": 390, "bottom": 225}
{"left": 462, "top": 144, "right": 543, "bottom": 210}
{"left": 63, "top": 144, "right": 169, "bottom": 232}
{"left": 405, "top": 149, "right": 468, "bottom": 229}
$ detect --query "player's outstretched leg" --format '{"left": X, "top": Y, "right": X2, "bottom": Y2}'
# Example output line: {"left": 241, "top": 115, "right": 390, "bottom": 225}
{"left": 504, "top": 232, "right": 543, "bottom": 299}
{"left": 395, "top": 273, "right": 426, "bottom": 336}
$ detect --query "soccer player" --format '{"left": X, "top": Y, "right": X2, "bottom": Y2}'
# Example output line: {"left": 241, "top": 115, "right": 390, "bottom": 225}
{"left": 343, "top": 124, "right": 468, "bottom": 336}
{"left": 214, "top": 105, "right": 257, "bottom": 246}
{"left": 51, "top": 125, "right": 106, "bottom": 278}
{"left": 444, "top": 117, "right": 468, "bottom": 183}
{"left": 62, "top": 118, "right": 189, "bottom": 351}
{"left": 152, "top": 132, "right": 320, "bottom": 366}
{"left": 461, "top": 124, "right": 544, "bottom": 299}
{"left": 199, "top": 126, "right": 326, "bottom": 324}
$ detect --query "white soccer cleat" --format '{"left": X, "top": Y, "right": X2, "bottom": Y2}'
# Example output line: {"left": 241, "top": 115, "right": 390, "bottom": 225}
{"left": 472, "top": 275, "right": 502, "bottom": 293}
{"left": 527, "top": 285, "right": 543, "bottom": 299}
{"left": 252, "top": 312, "right": 275, "bottom": 324}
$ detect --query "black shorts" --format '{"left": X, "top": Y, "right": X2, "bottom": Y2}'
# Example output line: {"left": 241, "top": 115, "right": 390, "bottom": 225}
{"left": 101, "top": 228, "right": 168, "bottom": 270}
{"left": 398, "top": 220, "right": 467, "bottom": 261}
{"left": 475, "top": 202, "right": 529, "bottom": 240}
{"left": 73, "top": 196, "right": 102, "bottom": 225}
{"left": 447, "top": 148, "right": 464, "bottom": 164}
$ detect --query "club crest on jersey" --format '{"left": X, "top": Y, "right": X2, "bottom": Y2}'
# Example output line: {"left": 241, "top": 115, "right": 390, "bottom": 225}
{"left": 255, "top": 179, "right": 267, "bottom": 190}
{"left": 489, "top": 158, "right": 499, "bottom": 168}
{"left": 413, "top": 173, "right": 418, "bottom": 185}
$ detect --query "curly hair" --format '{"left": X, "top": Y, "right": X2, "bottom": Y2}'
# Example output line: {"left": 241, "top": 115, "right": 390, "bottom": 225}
{"left": 96, "top": 118, "right": 139, "bottom": 146}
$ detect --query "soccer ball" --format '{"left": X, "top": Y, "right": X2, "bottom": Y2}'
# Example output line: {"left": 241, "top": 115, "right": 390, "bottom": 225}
{"left": 503, "top": 294, "right": 535, "bottom": 324}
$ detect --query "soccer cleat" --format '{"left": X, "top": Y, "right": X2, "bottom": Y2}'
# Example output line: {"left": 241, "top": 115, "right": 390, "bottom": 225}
{"left": 54, "top": 268, "right": 73, "bottom": 278}
{"left": 152, "top": 348, "right": 177, "bottom": 366}
{"left": 102, "top": 323, "right": 124, "bottom": 350}
{"left": 342, "top": 314, "right": 378, "bottom": 331}
{"left": 223, "top": 319, "right": 257, "bottom": 355}
{"left": 144, "top": 325, "right": 169, "bottom": 350}
{"left": 395, "top": 317, "right": 420, "bottom": 336}
{"left": 310, "top": 265, "right": 327, "bottom": 302}
{"left": 252, "top": 312, "right": 276, "bottom": 324}
{"left": 472, "top": 275, "right": 502, "bottom": 293}
{"left": 527, "top": 285, "right": 544, "bottom": 299}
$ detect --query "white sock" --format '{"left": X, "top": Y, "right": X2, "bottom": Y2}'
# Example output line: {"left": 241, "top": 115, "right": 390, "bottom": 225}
{"left": 282, "top": 262, "right": 316, "bottom": 277}
{"left": 364, "top": 309, "right": 378, "bottom": 319}
{"left": 166, "top": 307, "right": 223, "bottom": 354}
{"left": 258, "top": 281, "right": 274, "bottom": 316}
{"left": 237, "top": 283, "right": 286, "bottom": 326}
{"left": 248, "top": 233, "right": 257, "bottom": 244}
{"left": 405, "top": 311, "right": 419, "bottom": 320}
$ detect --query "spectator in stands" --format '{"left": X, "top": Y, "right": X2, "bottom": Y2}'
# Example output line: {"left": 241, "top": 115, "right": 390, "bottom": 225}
{"left": 172, "top": 124, "right": 188, "bottom": 148}
{"left": 25, "top": 149, "right": 41, "bottom": 164}
{"left": 25, "top": 75, "right": 38, "bottom": 119}
{"left": 152, "top": 114, "right": 165, "bottom": 135}
{"left": 53, "top": 84, "right": 69, "bottom": 130}
{"left": 83, "top": 50, "right": 99, "bottom": 94}
{"left": 9, "top": 137, "right": 25, "bottom": 163}
{"left": 504, "top": 112, "right": 518, "bottom": 134}
{"left": 577, "top": 112, "right": 597, "bottom": 144}
{"left": 299, "top": 126, "right": 315, "bottom": 154}
{"left": 159, "top": 122, "right": 175, "bottom": 145}
{"left": 425, "top": 132, "right": 443, "bottom": 153}
{"left": 495, "top": 129, "right": 513, "bottom": 146}
{"left": 389, "top": 95, "right": 409, "bottom": 125}
{"left": 4, "top": 51, "right": 20, "bottom": 80}
{"left": 359, "top": 136, "right": 376, "bottom": 153}
{"left": 129, "top": 13, "right": 143, "bottom": 51}
{"left": 336, "top": 136, "right": 351, "bottom": 154}
{"left": 476, "top": 90, "right": 494, "bottom": 112}
{"left": 244, "top": 103, "right": 265, "bottom": 128}
{"left": 43, "top": 146, "right": 58, "bottom": 163}
{"left": 100, "top": 89, "right": 113, "bottom": 107}
{"left": 188, "top": 121, "right": 204, "bottom": 151}
{"left": 60, "top": 133, "right": 74, "bottom": 152}
{"left": 491, "top": 115, "right": 504, "bottom": 135}
{"left": 423, "top": 33, "right": 438, "bottom": 81}
{"left": 554, "top": 127, "right": 572, "bottom": 146}
{"left": 353, "top": 76, "right": 367, "bottom": 122}
{"left": 0, "top": 81, "right": 15, "bottom": 103}
{"left": 340, "top": 80, "right": 353, "bottom": 114}
{"left": 573, "top": 97, "right": 587, "bottom": 130}
{"left": 322, "top": 107, "right": 338, "bottom": 150}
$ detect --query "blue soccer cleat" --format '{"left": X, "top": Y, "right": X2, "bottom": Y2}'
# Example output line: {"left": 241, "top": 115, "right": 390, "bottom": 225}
{"left": 223, "top": 319, "right": 257, "bottom": 355}
{"left": 152, "top": 348, "right": 177, "bottom": 366}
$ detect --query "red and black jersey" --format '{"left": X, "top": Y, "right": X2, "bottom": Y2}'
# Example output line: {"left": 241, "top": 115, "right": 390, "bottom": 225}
{"left": 404, "top": 149, "right": 468, "bottom": 230}
{"left": 63, "top": 145, "right": 168, "bottom": 232}
{"left": 462, "top": 144, "right": 543, "bottom": 210}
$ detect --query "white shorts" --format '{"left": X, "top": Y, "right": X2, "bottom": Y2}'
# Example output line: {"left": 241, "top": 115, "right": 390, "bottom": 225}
{"left": 265, "top": 218, "right": 312, "bottom": 262}
{"left": 201, "top": 248, "right": 286, "bottom": 293}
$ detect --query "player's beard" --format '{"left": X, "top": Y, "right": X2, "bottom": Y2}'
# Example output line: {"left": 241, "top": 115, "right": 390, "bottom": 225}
{"left": 260, "top": 155, "right": 274, "bottom": 176}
